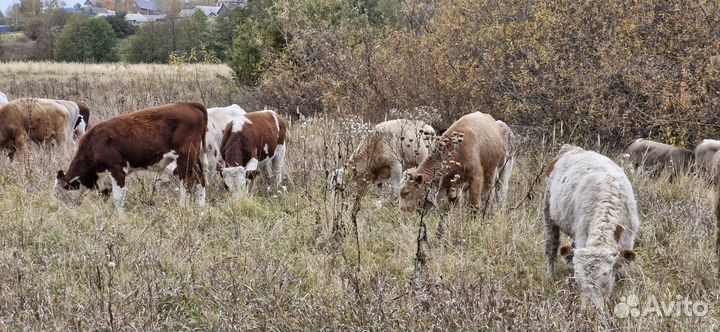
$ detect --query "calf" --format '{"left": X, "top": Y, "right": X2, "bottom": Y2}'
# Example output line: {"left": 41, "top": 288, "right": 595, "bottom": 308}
{"left": 695, "top": 139, "right": 720, "bottom": 177}
{"left": 0, "top": 98, "right": 70, "bottom": 160}
{"left": 399, "top": 112, "right": 505, "bottom": 211}
{"left": 55, "top": 102, "right": 207, "bottom": 213}
{"left": 626, "top": 138, "right": 693, "bottom": 178}
{"left": 347, "top": 119, "right": 435, "bottom": 194}
{"left": 545, "top": 145, "right": 640, "bottom": 309}
{"left": 219, "top": 110, "right": 287, "bottom": 198}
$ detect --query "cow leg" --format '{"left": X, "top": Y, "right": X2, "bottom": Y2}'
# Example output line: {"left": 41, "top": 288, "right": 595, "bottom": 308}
{"left": 387, "top": 162, "right": 403, "bottom": 196}
{"left": 467, "top": 174, "right": 485, "bottom": 210}
{"left": 545, "top": 199, "right": 560, "bottom": 281}
{"left": 176, "top": 155, "right": 194, "bottom": 207}
{"left": 496, "top": 157, "right": 513, "bottom": 208}
{"left": 271, "top": 144, "right": 286, "bottom": 188}
{"left": 108, "top": 167, "right": 128, "bottom": 214}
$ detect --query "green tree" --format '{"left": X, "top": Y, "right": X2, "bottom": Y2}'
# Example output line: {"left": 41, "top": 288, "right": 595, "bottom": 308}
{"left": 226, "top": 0, "right": 285, "bottom": 86}
{"left": 55, "top": 15, "right": 117, "bottom": 62}
{"left": 103, "top": 11, "right": 135, "bottom": 38}
{"left": 127, "top": 21, "right": 172, "bottom": 62}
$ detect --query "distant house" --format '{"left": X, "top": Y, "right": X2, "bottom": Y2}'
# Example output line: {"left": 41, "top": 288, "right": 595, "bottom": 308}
{"left": 124, "top": 13, "right": 166, "bottom": 24}
{"left": 178, "top": 7, "right": 200, "bottom": 18}
{"left": 62, "top": 7, "right": 81, "bottom": 14}
{"left": 196, "top": 6, "right": 220, "bottom": 17}
{"left": 0, "top": 25, "right": 13, "bottom": 34}
{"left": 134, "top": 0, "right": 163, "bottom": 15}
{"left": 86, "top": 7, "right": 115, "bottom": 16}
{"left": 217, "top": 1, "right": 246, "bottom": 16}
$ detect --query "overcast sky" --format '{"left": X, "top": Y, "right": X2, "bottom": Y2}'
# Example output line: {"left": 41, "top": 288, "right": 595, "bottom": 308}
{"left": 2, "top": 0, "right": 84, "bottom": 15}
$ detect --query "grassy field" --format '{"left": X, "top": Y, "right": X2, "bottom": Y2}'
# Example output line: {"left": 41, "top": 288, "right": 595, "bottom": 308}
{"left": 0, "top": 62, "right": 718, "bottom": 330}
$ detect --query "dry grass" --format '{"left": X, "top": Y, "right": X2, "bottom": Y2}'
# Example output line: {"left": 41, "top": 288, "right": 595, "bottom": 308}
{"left": 0, "top": 63, "right": 718, "bottom": 331}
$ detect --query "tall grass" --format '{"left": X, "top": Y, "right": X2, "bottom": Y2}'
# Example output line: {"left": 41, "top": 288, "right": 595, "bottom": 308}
{"left": 0, "top": 63, "right": 717, "bottom": 330}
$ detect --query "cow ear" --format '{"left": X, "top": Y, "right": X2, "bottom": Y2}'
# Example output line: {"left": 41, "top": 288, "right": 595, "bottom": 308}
{"left": 56, "top": 170, "right": 65, "bottom": 180}
{"left": 415, "top": 174, "right": 424, "bottom": 184}
{"left": 617, "top": 249, "right": 636, "bottom": 263}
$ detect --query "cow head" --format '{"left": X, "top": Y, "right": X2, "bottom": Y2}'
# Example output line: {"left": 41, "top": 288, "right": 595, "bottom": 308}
{"left": 220, "top": 166, "right": 248, "bottom": 199}
{"left": 573, "top": 246, "right": 635, "bottom": 310}
{"left": 399, "top": 168, "right": 437, "bottom": 212}
{"left": 54, "top": 170, "right": 84, "bottom": 204}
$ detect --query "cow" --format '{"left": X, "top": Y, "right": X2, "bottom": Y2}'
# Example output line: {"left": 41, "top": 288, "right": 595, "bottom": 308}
{"left": 625, "top": 138, "right": 693, "bottom": 179}
{"left": 695, "top": 139, "right": 720, "bottom": 177}
{"left": 345, "top": 119, "right": 435, "bottom": 195}
{"left": 495, "top": 120, "right": 515, "bottom": 207}
{"left": 157, "top": 104, "right": 246, "bottom": 185}
{"left": 0, "top": 92, "right": 8, "bottom": 106}
{"left": 399, "top": 112, "right": 505, "bottom": 212}
{"left": 219, "top": 110, "right": 287, "bottom": 199}
{"left": 54, "top": 102, "right": 207, "bottom": 213}
{"left": 0, "top": 98, "right": 71, "bottom": 160}
{"left": 545, "top": 144, "right": 639, "bottom": 310}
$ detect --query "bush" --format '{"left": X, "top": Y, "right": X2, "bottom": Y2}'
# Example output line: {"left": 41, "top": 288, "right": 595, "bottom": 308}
{"left": 250, "top": 0, "right": 720, "bottom": 147}
{"left": 103, "top": 12, "right": 136, "bottom": 38}
{"left": 54, "top": 15, "right": 118, "bottom": 62}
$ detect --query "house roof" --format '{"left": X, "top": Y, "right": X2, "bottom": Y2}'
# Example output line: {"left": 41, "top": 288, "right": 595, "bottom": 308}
{"left": 195, "top": 6, "right": 220, "bottom": 16}
{"left": 178, "top": 7, "right": 200, "bottom": 17}
{"left": 134, "top": 0, "right": 158, "bottom": 11}
{"left": 87, "top": 6, "right": 114, "bottom": 15}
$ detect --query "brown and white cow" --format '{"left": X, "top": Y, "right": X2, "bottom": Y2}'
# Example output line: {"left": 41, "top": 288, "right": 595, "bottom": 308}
{"left": 695, "top": 139, "right": 720, "bottom": 177}
{"left": 399, "top": 112, "right": 505, "bottom": 211}
{"left": 0, "top": 98, "right": 71, "bottom": 160}
{"left": 55, "top": 102, "right": 207, "bottom": 213}
{"left": 219, "top": 110, "right": 287, "bottom": 199}
{"left": 545, "top": 145, "right": 639, "bottom": 309}
{"left": 625, "top": 138, "right": 693, "bottom": 178}
{"left": 345, "top": 119, "right": 435, "bottom": 195}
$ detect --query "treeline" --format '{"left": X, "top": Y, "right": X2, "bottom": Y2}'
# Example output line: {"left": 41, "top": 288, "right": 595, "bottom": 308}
{"left": 12, "top": 8, "right": 224, "bottom": 63}
{"left": 226, "top": 0, "right": 720, "bottom": 147}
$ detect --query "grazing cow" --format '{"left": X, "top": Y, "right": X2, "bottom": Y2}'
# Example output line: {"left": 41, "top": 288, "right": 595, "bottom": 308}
{"left": 0, "top": 98, "right": 71, "bottom": 160}
{"left": 545, "top": 145, "right": 639, "bottom": 309}
{"left": 399, "top": 112, "right": 505, "bottom": 211}
{"left": 157, "top": 104, "right": 246, "bottom": 184}
{"left": 347, "top": 119, "right": 435, "bottom": 194}
{"left": 205, "top": 104, "right": 247, "bottom": 179}
{"left": 695, "top": 139, "right": 720, "bottom": 177}
{"left": 495, "top": 120, "right": 515, "bottom": 207}
{"left": 55, "top": 102, "right": 207, "bottom": 213}
{"left": 0, "top": 92, "right": 8, "bottom": 106}
{"left": 625, "top": 138, "right": 693, "bottom": 178}
{"left": 219, "top": 110, "right": 287, "bottom": 198}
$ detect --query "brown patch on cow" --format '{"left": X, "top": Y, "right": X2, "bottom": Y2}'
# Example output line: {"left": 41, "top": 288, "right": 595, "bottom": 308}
{"left": 614, "top": 225, "right": 624, "bottom": 242}
{"left": 59, "top": 102, "right": 207, "bottom": 192}
{"left": 220, "top": 110, "right": 287, "bottom": 168}
{"left": 546, "top": 158, "right": 559, "bottom": 177}
{"left": 559, "top": 244, "right": 574, "bottom": 265}
{"left": 618, "top": 249, "right": 636, "bottom": 263}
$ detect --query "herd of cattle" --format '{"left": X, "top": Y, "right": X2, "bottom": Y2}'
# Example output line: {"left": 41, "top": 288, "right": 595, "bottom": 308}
{"left": 1, "top": 90, "right": 720, "bottom": 310}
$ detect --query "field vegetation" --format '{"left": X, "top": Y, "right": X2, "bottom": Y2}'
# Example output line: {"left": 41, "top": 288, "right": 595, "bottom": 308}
{"left": 0, "top": 63, "right": 718, "bottom": 330}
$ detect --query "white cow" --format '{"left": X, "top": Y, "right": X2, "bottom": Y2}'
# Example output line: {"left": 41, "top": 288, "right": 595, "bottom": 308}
{"left": 347, "top": 119, "right": 435, "bottom": 195}
{"left": 545, "top": 144, "right": 640, "bottom": 309}
{"left": 695, "top": 139, "right": 720, "bottom": 177}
